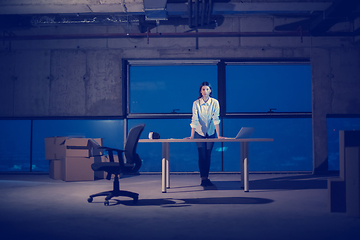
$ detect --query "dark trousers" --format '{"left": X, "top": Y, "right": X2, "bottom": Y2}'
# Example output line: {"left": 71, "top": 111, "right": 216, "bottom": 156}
{"left": 194, "top": 132, "right": 215, "bottom": 178}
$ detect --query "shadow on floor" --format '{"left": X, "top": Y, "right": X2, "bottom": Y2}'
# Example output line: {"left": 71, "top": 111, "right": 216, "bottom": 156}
{"left": 210, "top": 174, "right": 329, "bottom": 191}
{"left": 92, "top": 196, "right": 275, "bottom": 207}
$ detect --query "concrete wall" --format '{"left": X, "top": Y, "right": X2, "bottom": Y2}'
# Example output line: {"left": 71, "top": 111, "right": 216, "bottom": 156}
{"left": 0, "top": 49, "right": 123, "bottom": 116}
{"left": 1, "top": 16, "right": 360, "bottom": 173}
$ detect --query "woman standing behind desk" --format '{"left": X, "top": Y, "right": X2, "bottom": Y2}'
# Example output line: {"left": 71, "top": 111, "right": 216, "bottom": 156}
{"left": 185, "top": 82, "right": 226, "bottom": 187}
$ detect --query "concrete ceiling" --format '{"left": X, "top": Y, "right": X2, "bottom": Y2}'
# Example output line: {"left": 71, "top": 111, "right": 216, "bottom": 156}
{"left": 0, "top": 0, "right": 360, "bottom": 37}
{"left": 0, "top": 0, "right": 334, "bottom": 17}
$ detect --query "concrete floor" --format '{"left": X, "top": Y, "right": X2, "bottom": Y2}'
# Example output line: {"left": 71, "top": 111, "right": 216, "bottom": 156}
{"left": 0, "top": 173, "right": 359, "bottom": 240}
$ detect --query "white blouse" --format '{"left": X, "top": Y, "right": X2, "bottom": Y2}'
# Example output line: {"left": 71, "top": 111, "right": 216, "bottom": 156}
{"left": 190, "top": 97, "right": 220, "bottom": 137}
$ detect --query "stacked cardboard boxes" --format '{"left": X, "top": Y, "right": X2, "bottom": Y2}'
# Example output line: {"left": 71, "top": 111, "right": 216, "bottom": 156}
{"left": 45, "top": 136, "right": 67, "bottom": 180}
{"left": 45, "top": 137, "right": 105, "bottom": 181}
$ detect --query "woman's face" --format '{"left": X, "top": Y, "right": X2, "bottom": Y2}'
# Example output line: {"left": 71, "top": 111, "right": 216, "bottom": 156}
{"left": 201, "top": 86, "right": 212, "bottom": 99}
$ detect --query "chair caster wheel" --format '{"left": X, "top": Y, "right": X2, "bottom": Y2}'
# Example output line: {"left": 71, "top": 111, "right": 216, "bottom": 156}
{"left": 87, "top": 197, "right": 93, "bottom": 203}
{"left": 104, "top": 200, "right": 109, "bottom": 206}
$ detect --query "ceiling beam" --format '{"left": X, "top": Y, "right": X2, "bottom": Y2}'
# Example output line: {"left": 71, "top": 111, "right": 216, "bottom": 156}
{"left": 167, "top": 2, "right": 332, "bottom": 17}
{"left": 0, "top": 0, "right": 145, "bottom": 15}
{"left": 309, "top": 0, "right": 360, "bottom": 36}
{"left": 0, "top": 1, "right": 331, "bottom": 16}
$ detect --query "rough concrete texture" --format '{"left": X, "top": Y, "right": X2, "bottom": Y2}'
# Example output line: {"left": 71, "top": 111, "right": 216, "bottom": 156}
{"left": 13, "top": 50, "right": 51, "bottom": 116}
{"left": 0, "top": 51, "right": 15, "bottom": 115}
{"left": 1, "top": 173, "right": 360, "bottom": 240}
{"left": 49, "top": 50, "right": 87, "bottom": 116}
{"left": 85, "top": 50, "right": 123, "bottom": 116}
{"left": 330, "top": 48, "right": 360, "bottom": 113}
{"left": 0, "top": 15, "right": 360, "bottom": 173}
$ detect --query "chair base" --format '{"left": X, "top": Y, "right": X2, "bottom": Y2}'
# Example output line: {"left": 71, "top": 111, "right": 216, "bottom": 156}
{"left": 88, "top": 190, "right": 139, "bottom": 205}
{"left": 88, "top": 175, "right": 139, "bottom": 206}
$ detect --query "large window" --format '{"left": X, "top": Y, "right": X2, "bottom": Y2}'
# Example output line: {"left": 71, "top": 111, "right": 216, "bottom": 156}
{"left": 226, "top": 64, "right": 311, "bottom": 113}
{"left": 129, "top": 119, "right": 220, "bottom": 172}
{"left": 223, "top": 118, "right": 313, "bottom": 171}
{"left": 32, "top": 119, "right": 124, "bottom": 172}
{"left": 0, "top": 60, "right": 313, "bottom": 173}
{"left": 128, "top": 62, "right": 220, "bottom": 172}
{"left": 131, "top": 117, "right": 312, "bottom": 172}
{"left": 129, "top": 63, "right": 218, "bottom": 113}
{"left": 0, "top": 119, "right": 124, "bottom": 172}
{"left": 127, "top": 61, "right": 313, "bottom": 172}
{"left": 0, "top": 120, "right": 31, "bottom": 171}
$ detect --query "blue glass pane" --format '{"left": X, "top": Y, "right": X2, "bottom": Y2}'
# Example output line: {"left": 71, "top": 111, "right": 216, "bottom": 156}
{"left": 223, "top": 118, "right": 313, "bottom": 171}
{"left": 32, "top": 120, "right": 124, "bottom": 172}
{"left": 129, "top": 119, "right": 222, "bottom": 172}
{"left": 130, "top": 65, "right": 217, "bottom": 113}
{"left": 327, "top": 117, "right": 360, "bottom": 171}
{"left": 0, "top": 120, "right": 31, "bottom": 171}
{"left": 226, "top": 65, "right": 311, "bottom": 112}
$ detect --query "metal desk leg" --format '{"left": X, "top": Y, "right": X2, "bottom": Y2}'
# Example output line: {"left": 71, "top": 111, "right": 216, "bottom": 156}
{"left": 240, "top": 143, "right": 244, "bottom": 189}
{"left": 162, "top": 142, "right": 170, "bottom": 193}
{"left": 240, "top": 142, "right": 249, "bottom": 192}
{"left": 244, "top": 157, "right": 249, "bottom": 192}
{"left": 162, "top": 157, "right": 166, "bottom": 193}
{"left": 165, "top": 143, "right": 170, "bottom": 189}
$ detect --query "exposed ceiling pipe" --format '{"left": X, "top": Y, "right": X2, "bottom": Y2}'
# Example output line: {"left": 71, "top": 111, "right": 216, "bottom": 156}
{"left": 201, "top": 0, "right": 206, "bottom": 26}
{"left": 30, "top": 15, "right": 140, "bottom": 26}
{"left": 195, "top": 0, "right": 199, "bottom": 28}
{"left": 1, "top": 30, "right": 356, "bottom": 41}
{"left": 188, "top": 0, "right": 192, "bottom": 28}
{"left": 207, "top": 0, "right": 213, "bottom": 26}
{"left": 187, "top": 0, "right": 214, "bottom": 29}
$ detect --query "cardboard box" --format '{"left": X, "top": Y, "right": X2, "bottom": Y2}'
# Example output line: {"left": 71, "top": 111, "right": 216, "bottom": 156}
{"left": 45, "top": 137, "right": 103, "bottom": 160}
{"left": 49, "top": 159, "right": 62, "bottom": 180}
{"left": 61, "top": 156, "right": 106, "bottom": 182}
{"left": 88, "top": 138, "right": 103, "bottom": 156}
{"left": 45, "top": 137, "right": 104, "bottom": 180}
{"left": 45, "top": 137, "right": 67, "bottom": 160}
{"left": 59, "top": 138, "right": 103, "bottom": 158}
{"left": 94, "top": 155, "right": 106, "bottom": 180}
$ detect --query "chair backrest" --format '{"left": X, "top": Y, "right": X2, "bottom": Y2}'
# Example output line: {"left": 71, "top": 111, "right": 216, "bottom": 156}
{"left": 124, "top": 124, "right": 145, "bottom": 170}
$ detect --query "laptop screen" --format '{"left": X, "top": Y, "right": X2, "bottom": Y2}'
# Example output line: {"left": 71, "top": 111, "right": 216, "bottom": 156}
{"left": 235, "top": 127, "right": 255, "bottom": 138}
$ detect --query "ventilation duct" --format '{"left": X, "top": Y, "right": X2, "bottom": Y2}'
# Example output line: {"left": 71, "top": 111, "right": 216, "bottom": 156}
{"left": 30, "top": 15, "right": 140, "bottom": 27}
{"left": 143, "top": 0, "right": 168, "bottom": 21}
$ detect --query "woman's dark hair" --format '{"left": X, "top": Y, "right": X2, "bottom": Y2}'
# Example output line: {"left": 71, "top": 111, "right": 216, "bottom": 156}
{"left": 198, "top": 82, "right": 212, "bottom": 99}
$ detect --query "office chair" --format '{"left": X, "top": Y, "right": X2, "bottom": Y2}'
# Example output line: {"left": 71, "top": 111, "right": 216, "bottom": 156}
{"left": 87, "top": 124, "right": 145, "bottom": 206}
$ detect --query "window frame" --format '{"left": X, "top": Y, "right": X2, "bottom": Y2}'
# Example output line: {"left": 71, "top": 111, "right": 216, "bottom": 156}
{"left": 126, "top": 59, "right": 220, "bottom": 116}
{"left": 125, "top": 58, "right": 312, "bottom": 172}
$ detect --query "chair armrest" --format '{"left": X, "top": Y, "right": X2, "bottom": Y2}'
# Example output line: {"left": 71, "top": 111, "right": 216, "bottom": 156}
{"left": 98, "top": 147, "right": 125, "bottom": 164}
{"left": 98, "top": 146, "right": 125, "bottom": 152}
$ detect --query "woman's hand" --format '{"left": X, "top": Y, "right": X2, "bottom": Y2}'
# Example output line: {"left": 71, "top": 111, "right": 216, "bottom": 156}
{"left": 217, "top": 136, "right": 227, "bottom": 139}
{"left": 184, "top": 128, "right": 196, "bottom": 139}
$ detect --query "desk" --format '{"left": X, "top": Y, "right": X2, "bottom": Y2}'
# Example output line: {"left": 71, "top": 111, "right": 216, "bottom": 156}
{"left": 138, "top": 138, "right": 274, "bottom": 193}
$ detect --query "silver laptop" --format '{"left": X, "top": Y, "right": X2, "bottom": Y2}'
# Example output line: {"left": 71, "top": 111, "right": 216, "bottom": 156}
{"left": 234, "top": 127, "right": 255, "bottom": 139}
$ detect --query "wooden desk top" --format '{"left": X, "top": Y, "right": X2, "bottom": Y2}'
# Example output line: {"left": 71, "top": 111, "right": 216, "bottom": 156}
{"left": 138, "top": 138, "right": 274, "bottom": 143}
